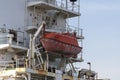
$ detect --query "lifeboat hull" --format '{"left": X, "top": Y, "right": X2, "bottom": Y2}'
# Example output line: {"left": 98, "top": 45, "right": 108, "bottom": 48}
{"left": 40, "top": 32, "right": 82, "bottom": 57}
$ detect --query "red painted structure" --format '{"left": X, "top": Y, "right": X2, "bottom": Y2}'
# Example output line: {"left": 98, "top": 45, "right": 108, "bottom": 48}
{"left": 40, "top": 32, "right": 82, "bottom": 57}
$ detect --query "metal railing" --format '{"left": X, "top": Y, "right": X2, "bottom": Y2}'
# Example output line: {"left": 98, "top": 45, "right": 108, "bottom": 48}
{"left": 55, "top": 0, "right": 80, "bottom": 13}
{"left": 27, "top": 0, "right": 80, "bottom": 13}
{"left": 0, "top": 28, "right": 25, "bottom": 47}
{"left": 0, "top": 61, "right": 15, "bottom": 70}
{"left": 66, "top": 25, "right": 83, "bottom": 35}
{"left": 0, "top": 57, "right": 26, "bottom": 70}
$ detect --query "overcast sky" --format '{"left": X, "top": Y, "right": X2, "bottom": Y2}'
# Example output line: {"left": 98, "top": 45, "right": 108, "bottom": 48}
{"left": 77, "top": 0, "right": 120, "bottom": 80}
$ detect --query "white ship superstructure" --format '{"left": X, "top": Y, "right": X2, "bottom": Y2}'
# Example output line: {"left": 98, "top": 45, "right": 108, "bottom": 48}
{"left": 0, "top": 0, "right": 100, "bottom": 80}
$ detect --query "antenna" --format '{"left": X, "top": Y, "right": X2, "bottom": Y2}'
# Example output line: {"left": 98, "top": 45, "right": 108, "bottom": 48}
{"left": 87, "top": 62, "right": 91, "bottom": 71}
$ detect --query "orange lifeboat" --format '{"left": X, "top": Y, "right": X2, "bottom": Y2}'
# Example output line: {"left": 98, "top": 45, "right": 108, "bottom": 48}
{"left": 40, "top": 32, "right": 82, "bottom": 58}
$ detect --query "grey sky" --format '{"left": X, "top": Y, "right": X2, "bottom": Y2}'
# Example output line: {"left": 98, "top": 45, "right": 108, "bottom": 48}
{"left": 78, "top": 0, "right": 120, "bottom": 80}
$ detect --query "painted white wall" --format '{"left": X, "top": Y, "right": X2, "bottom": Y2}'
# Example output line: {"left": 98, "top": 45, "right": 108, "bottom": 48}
{"left": 56, "top": 14, "right": 66, "bottom": 32}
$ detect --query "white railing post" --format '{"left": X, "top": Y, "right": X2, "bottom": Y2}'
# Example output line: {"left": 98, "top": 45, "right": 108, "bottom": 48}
{"left": 7, "top": 34, "right": 14, "bottom": 44}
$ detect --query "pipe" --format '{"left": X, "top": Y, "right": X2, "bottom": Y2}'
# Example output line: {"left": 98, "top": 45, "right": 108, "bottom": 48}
{"left": 30, "top": 21, "right": 46, "bottom": 67}
{"left": 33, "top": 21, "right": 46, "bottom": 40}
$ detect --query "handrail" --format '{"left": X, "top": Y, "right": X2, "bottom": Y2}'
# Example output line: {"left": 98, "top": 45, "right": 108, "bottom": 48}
{"left": 27, "top": 0, "right": 80, "bottom": 13}
{"left": 0, "top": 28, "right": 25, "bottom": 46}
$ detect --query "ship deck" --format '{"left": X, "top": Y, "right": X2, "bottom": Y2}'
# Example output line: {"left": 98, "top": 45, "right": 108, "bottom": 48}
{"left": 27, "top": 1, "right": 80, "bottom": 17}
{"left": 0, "top": 68, "right": 77, "bottom": 80}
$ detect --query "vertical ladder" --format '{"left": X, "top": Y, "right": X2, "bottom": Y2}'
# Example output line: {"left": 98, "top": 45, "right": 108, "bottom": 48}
{"left": 34, "top": 43, "right": 44, "bottom": 69}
